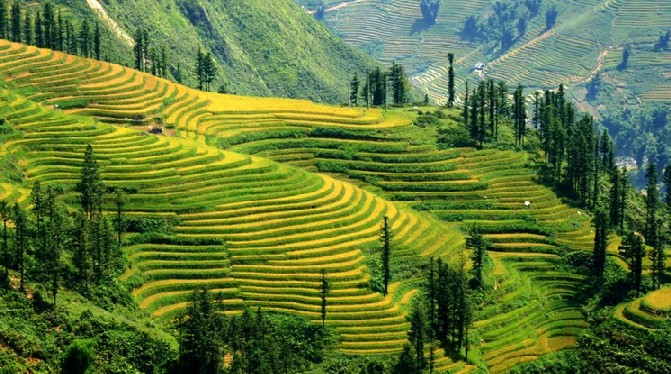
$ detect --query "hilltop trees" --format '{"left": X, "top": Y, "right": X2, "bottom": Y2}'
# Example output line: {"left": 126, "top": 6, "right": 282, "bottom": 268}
{"left": 420, "top": 0, "right": 440, "bottom": 24}
{"left": 196, "top": 49, "right": 217, "bottom": 92}
{"left": 546, "top": 6, "right": 558, "bottom": 30}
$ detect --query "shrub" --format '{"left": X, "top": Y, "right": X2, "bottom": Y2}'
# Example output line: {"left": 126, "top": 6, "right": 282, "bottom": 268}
{"left": 62, "top": 339, "right": 93, "bottom": 374}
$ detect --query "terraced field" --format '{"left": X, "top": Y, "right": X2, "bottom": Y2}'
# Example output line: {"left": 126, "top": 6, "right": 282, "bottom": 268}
{"left": 299, "top": 0, "right": 671, "bottom": 103}
{"left": 0, "top": 40, "right": 598, "bottom": 371}
{"left": 614, "top": 288, "right": 671, "bottom": 330}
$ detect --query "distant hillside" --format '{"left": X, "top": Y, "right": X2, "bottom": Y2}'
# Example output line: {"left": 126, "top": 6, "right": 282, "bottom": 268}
{"left": 16, "top": 0, "right": 376, "bottom": 103}
{"left": 299, "top": 0, "right": 671, "bottom": 169}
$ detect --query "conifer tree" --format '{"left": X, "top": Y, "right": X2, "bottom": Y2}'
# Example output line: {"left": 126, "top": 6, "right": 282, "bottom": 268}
{"left": 350, "top": 72, "right": 359, "bottom": 106}
{"left": 10, "top": 1, "right": 20, "bottom": 43}
{"left": 462, "top": 81, "right": 469, "bottom": 129}
{"left": 467, "top": 225, "right": 489, "bottom": 290}
{"left": 23, "top": 12, "right": 31, "bottom": 45}
{"left": 0, "top": 202, "right": 9, "bottom": 288}
{"left": 57, "top": 10, "right": 64, "bottom": 51}
{"left": 663, "top": 164, "right": 671, "bottom": 209}
{"left": 478, "top": 82, "right": 486, "bottom": 147}
{"left": 43, "top": 2, "right": 54, "bottom": 49}
{"left": 134, "top": 28, "right": 144, "bottom": 71}
{"left": 196, "top": 48, "right": 204, "bottom": 90}
{"left": 408, "top": 302, "right": 427, "bottom": 371}
{"left": 77, "top": 145, "right": 104, "bottom": 219}
{"left": 380, "top": 216, "right": 392, "bottom": 296}
{"left": 94, "top": 22, "right": 100, "bottom": 60}
{"left": 73, "top": 212, "right": 90, "bottom": 294}
{"left": 31, "top": 182, "right": 47, "bottom": 268}
{"left": 114, "top": 188, "right": 125, "bottom": 247}
{"left": 0, "top": 0, "right": 7, "bottom": 39}
{"left": 469, "top": 88, "right": 478, "bottom": 143}
{"left": 593, "top": 206, "right": 608, "bottom": 286}
{"left": 204, "top": 53, "right": 216, "bottom": 92}
{"left": 488, "top": 79, "right": 496, "bottom": 140}
{"left": 45, "top": 186, "right": 64, "bottom": 304}
{"left": 644, "top": 162, "right": 659, "bottom": 246}
{"left": 320, "top": 268, "right": 330, "bottom": 328}
{"left": 619, "top": 167, "right": 629, "bottom": 231}
{"left": 650, "top": 217, "right": 664, "bottom": 290}
{"left": 13, "top": 204, "right": 28, "bottom": 291}
{"left": 79, "top": 19, "right": 90, "bottom": 57}
{"left": 447, "top": 53, "right": 455, "bottom": 108}
{"left": 624, "top": 231, "right": 645, "bottom": 293}
{"left": 610, "top": 167, "right": 621, "bottom": 229}
{"left": 178, "top": 288, "right": 223, "bottom": 374}
{"left": 35, "top": 11, "right": 43, "bottom": 47}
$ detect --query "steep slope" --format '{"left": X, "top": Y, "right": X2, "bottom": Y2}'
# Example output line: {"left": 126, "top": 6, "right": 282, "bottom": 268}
{"left": 15, "top": 0, "right": 376, "bottom": 103}
{"left": 0, "top": 40, "right": 604, "bottom": 372}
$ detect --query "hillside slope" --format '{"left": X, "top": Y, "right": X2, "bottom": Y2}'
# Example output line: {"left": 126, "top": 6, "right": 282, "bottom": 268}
{"left": 0, "top": 40, "right": 607, "bottom": 372}
{"left": 16, "top": 0, "right": 376, "bottom": 103}
{"left": 299, "top": 0, "right": 671, "bottom": 167}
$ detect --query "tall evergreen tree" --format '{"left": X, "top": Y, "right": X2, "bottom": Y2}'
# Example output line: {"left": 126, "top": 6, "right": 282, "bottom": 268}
{"left": 0, "top": 202, "right": 9, "bottom": 288}
{"left": 623, "top": 231, "right": 645, "bottom": 293}
{"left": 650, "top": 217, "right": 665, "bottom": 290}
{"left": 320, "top": 268, "right": 330, "bottom": 328}
{"left": 593, "top": 207, "right": 608, "bottom": 286}
{"left": 79, "top": 19, "right": 90, "bottom": 57}
{"left": 467, "top": 225, "right": 489, "bottom": 290}
{"left": 114, "top": 188, "right": 125, "bottom": 247}
{"left": 478, "top": 82, "right": 486, "bottom": 147}
{"left": 35, "top": 11, "right": 43, "bottom": 47}
{"left": 10, "top": 1, "right": 20, "bottom": 43}
{"left": 447, "top": 53, "right": 455, "bottom": 108}
{"left": 72, "top": 212, "right": 90, "bottom": 294}
{"left": 619, "top": 167, "right": 629, "bottom": 231}
{"left": 77, "top": 145, "right": 104, "bottom": 219}
{"left": 408, "top": 302, "right": 427, "bottom": 372}
{"left": 0, "top": 0, "right": 7, "bottom": 39}
{"left": 380, "top": 216, "right": 392, "bottom": 296}
{"left": 23, "top": 12, "right": 31, "bottom": 46}
{"left": 663, "top": 164, "right": 671, "bottom": 209}
{"left": 134, "top": 28, "right": 144, "bottom": 71}
{"left": 204, "top": 52, "right": 216, "bottom": 92}
{"left": 94, "top": 22, "right": 100, "bottom": 60}
{"left": 45, "top": 186, "right": 64, "bottom": 305}
{"left": 13, "top": 204, "right": 28, "bottom": 291}
{"left": 178, "top": 288, "right": 223, "bottom": 374}
{"left": 644, "top": 162, "right": 659, "bottom": 246}
{"left": 462, "top": 81, "right": 469, "bottom": 129}
{"left": 43, "top": 2, "right": 54, "bottom": 49}
{"left": 350, "top": 73, "right": 360, "bottom": 106}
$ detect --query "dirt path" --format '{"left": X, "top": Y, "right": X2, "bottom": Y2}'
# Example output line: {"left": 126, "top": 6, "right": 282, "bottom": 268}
{"left": 307, "top": 0, "right": 367, "bottom": 15}
{"left": 86, "top": 0, "right": 135, "bottom": 47}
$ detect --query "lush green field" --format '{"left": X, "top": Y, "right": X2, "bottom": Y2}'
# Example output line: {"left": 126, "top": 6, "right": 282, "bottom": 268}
{"left": 0, "top": 40, "right": 614, "bottom": 372}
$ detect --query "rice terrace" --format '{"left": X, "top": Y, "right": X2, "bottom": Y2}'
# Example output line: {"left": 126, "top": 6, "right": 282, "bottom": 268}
{"left": 0, "top": 0, "right": 670, "bottom": 373}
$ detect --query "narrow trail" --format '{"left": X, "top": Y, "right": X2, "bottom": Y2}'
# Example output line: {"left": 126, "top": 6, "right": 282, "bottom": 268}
{"left": 86, "top": 0, "right": 135, "bottom": 47}
{"left": 307, "top": 0, "right": 368, "bottom": 15}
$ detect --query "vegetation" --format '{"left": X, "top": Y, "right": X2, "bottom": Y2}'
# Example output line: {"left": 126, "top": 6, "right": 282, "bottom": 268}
{"left": 0, "top": 37, "right": 669, "bottom": 373}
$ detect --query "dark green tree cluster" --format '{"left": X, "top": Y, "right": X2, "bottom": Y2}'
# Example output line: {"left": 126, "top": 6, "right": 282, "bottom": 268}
{"left": 0, "top": 1, "right": 101, "bottom": 59}
{"left": 447, "top": 53, "right": 455, "bottom": 108}
{"left": 0, "top": 145, "right": 125, "bottom": 303}
{"left": 196, "top": 48, "right": 217, "bottom": 92}
{"left": 379, "top": 216, "right": 392, "bottom": 296}
{"left": 466, "top": 225, "right": 491, "bottom": 290}
{"left": 461, "top": 0, "right": 544, "bottom": 51}
{"left": 420, "top": 0, "right": 440, "bottom": 24}
{"left": 178, "top": 288, "right": 335, "bottom": 374}
{"left": 463, "top": 79, "right": 515, "bottom": 147}
{"left": 354, "top": 64, "right": 410, "bottom": 108}
{"left": 654, "top": 30, "right": 670, "bottom": 51}
{"left": 422, "top": 257, "right": 471, "bottom": 361}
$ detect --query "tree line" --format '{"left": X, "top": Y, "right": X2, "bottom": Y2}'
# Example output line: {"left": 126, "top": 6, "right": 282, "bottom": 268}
{"left": 350, "top": 63, "right": 411, "bottom": 108}
{"left": 0, "top": 0, "right": 102, "bottom": 59}
{"left": 177, "top": 288, "right": 336, "bottom": 374}
{"left": 0, "top": 145, "right": 126, "bottom": 304}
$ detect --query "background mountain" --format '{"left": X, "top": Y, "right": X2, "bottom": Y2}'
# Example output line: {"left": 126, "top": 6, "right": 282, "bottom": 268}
{"left": 24, "top": 0, "right": 376, "bottom": 103}
{"left": 299, "top": 0, "right": 671, "bottom": 175}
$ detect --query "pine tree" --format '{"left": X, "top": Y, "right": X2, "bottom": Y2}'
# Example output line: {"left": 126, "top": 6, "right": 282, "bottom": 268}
{"left": 134, "top": 28, "right": 144, "bottom": 71}
{"left": 408, "top": 302, "right": 427, "bottom": 371}
{"left": 469, "top": 88, "right": 478, "bottom": 143}
{"left": 380, "top": 216, "right": 392, "bottom": 296}
{"left": 488, "top": 79, "right": 496, "bottom": 141}
{"left": 178, "top": 288, "right": 223, "bottom": 374}
{"left": 610, "top": 167, "right": 621, "bottom": 229}
{"left": 35, "top": 11, "right": 43, "bottom": 47}
{"left": 0, "top": 202, "right": 9, "bottom": 288}
{"left": 114, "top": 188, "right": 125, "bottom": 247}
{"left": 196, "top": 48, "right": 204, "bottom": 90}
{"left": 94, "top": 22, "right": 100, "bottom": 60}
{"left": 619, "top": 167, "right": 629, "bottom": 231}
{"left": 13, "top": 204, "right": 28, "bottom": 291}
{"left": 23, "top": 12, "right": 31, "bottom": 46}
{"left": 77, "top": 145, "right": 104, "bottom": 219}
{"left": 204, "top": 53, "right": 216, "bottom": 92}
{"left": 31, "top": 182, "right": 47, "bottom": 269}
{"left": 43, "top": 2, "right": 54, "bottom": 49}
{"left": 644, "top": 162, "right": 659, "bottom": 246}
{"left": 45, "top": 186, "right": 64, "bottom": 305}
{"left": 0, "top": 0, "right": 7, "bottom": 39}
{"left": 350, "top": 73, "right": 360, "bottom": 106}
{"left": 623, "top": 231, "right": 645, "bottom": 293}
{"left": 73, "top": 212, "right": 90, "bottom": 294}
{"left": 447, "top": 53, "right": 455, "bottom": 108}
{"left": 593, "top": 207, "right": 608, "bottom": 287}
{"left": 663, "top": 164, "right": 671, "bottom": 209}
{"left": 467, "top": 225, "right": 489, "bottom": 290}
{"left": 478, "top": 82, "right": 486, "bottom": 147}
{"left": 462, "top": 81, "right": 469, "bottom": 129}
{"left": 10, "top": 1, "right": 20, "bottom": 43}
{"left": 320, "top": 268, "right": 330, "bottom": 328}
{"left": 394, "top": 345, "right": 418, "bottom": 374}
{"left": 650, "top": 217, "right": 664, "bottom": 290}
{"left": 57, "top": 10, "right": 64, "bottom": 51}
{"left": 79, "top": 19, "right": 90, "bottom": 57}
